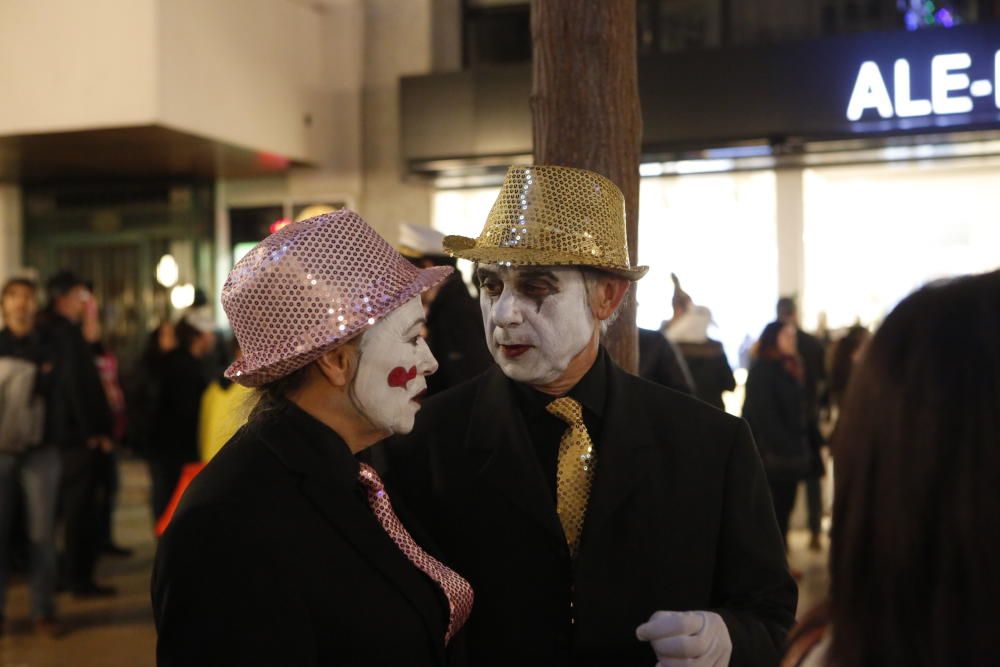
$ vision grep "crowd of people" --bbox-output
[2,165,997,666]
[0,272,128,638]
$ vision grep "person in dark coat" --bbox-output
[147,315,214,523]
[741,320,811,548]
[385,166,796,667]
[399,223,493,395]
[0,278,63,636]
[38,271,115,598]
[776,297,827,550]
[152,210,473,667]
[637,327,694,394]
[666,305,737,410]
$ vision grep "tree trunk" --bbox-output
[530,0,642,374]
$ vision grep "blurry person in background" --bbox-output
[781,270,1000,667]
[147,314,214,524]
[827,324,870,416]
[38,271,114,598]
[127,320,178,459]
[197,338,253,463]
[81,291,132,558]
[776,297,828,551]
[666,304,737,410]
[186,288,227,382]
[637,327,694,394]
[0,278,62,636]
[742,320,810,549]
[659,272,693,333]
[398,223,492,395]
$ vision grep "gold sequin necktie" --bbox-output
[546,397,597,557]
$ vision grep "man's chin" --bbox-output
[496,357,559,386]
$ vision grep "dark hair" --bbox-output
[45,270,87,299]
[776,296,797,320]
[248,338,362,422]
[1,277,37,300]
[828,325,870,407]
[174,319,202,352]
[829,269,1000,667]
[756,320,789,358]
[249,363,313,421]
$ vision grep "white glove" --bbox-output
[636,610,733,667]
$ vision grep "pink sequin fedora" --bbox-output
[222,209,452,387]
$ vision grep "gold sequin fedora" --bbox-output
[443,165,648,281]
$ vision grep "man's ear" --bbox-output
[590,275,631,322]
[314,344,358,387]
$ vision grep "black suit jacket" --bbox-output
[152,400,459,667]
[384,353,797,667]
[37,313,111,447]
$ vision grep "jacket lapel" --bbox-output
[582,362,658,547]
[258,413,447,664]
[465,366,567,549]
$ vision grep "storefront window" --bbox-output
[636,172,778,368]
[803,156,1000,331]
[432,173,779,369]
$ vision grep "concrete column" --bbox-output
[775,168,805,305]
[0,185,23,285]
[360,0,436,242]
[213,180,231,328]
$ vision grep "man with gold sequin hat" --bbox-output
[385,165,795,667]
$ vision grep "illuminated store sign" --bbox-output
[847,51,1000,121]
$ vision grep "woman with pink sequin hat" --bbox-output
[152,209,473,666]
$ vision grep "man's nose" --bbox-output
[492,289,522,327]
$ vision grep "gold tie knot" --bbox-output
[546,397,584,427]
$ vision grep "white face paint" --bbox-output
[352,297,438,435]
[478,265,595,386]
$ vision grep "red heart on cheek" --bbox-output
[387,365,417,389]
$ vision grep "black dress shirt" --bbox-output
[512,348,607,500]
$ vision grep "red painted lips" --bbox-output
[387,365,417,389]
[500,344,532,358]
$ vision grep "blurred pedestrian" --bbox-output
[637,327,694,394]
[828,324,870,414]
[0,278,62,636]
[777,297,828,551]
[147,313,214,523]
[398,223,492,394]
[781,270,1000,667]
[38,271,114,598]
[742,320,810,548]
[82,292,132,558]
[666,305,736,410]
[126,320,177,458]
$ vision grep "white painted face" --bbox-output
[352,296,438,435]
[478,265,595,386]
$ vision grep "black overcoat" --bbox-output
[152,400,459,667]
[384,356,797,667]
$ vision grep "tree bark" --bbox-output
[530,0,642,374]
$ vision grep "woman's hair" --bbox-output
[248,338,362,422]
[755,320,788,359]
[249,363,314,421]
[829,269,1000,667]
[828,325,869,407]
